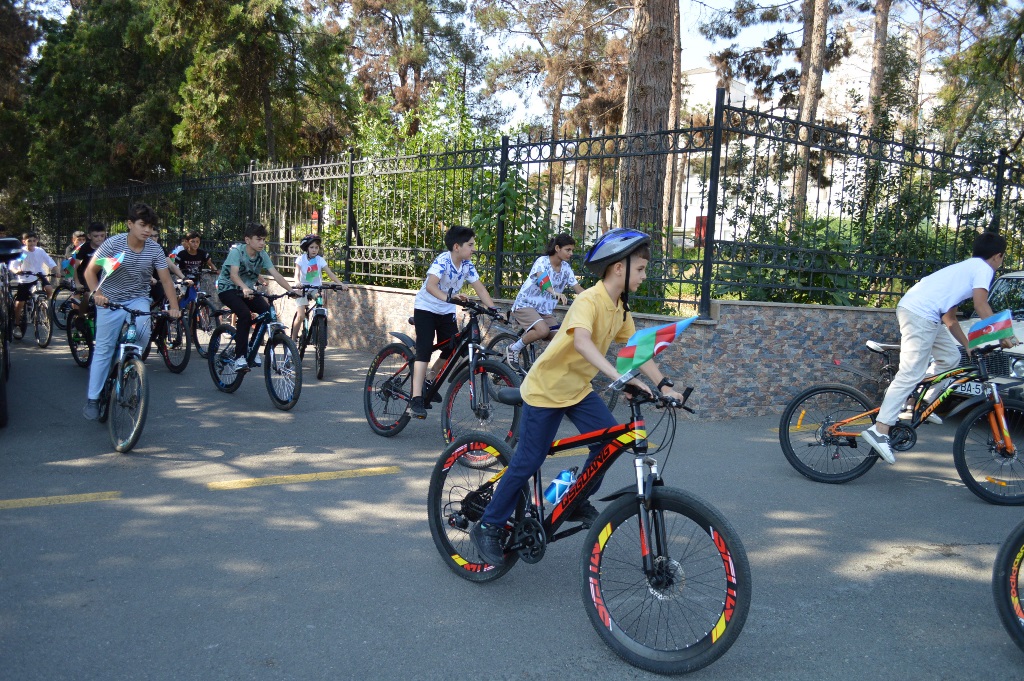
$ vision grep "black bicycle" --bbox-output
[49,277,76,331]
[140,280,191,373]
[427,376,751,674]
[363,299,521,454]
[293,283,346,380]
[207,290,303,410]
[94,303,169,452]
[184,274,224,359]
[65,296,96,367]
[15,272,52,348]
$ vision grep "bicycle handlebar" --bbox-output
[102,302,171,320]
[298,283,347,292]
[452,298,507,321]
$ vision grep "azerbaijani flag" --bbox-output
[305,263,320,282]
[167,251,177,261]
[94,252,125,285]
[616,317,698,373]
[968,310,1014,349]
[536,273,552,292]
[61,258,73,276]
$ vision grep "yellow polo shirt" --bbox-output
[520,282,636,408]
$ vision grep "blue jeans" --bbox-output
[480,391,618,526]
[87,297,152,400]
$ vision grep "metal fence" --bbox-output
[31,88,1024,316]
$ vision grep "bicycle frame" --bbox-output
[240,295,290,363]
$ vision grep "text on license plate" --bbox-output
[952,381,984,396]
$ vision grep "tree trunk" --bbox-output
[792,0,828,223]
[661,0,682,257]
[619,0,674,252]
[262,84,276,162]
[865,0,893,133]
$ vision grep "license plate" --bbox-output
[952,381,984,396]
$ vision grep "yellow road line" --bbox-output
[0,491,122,510]
[206,466,401,491]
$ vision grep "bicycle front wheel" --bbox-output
[66,310,93,368]
[363,342,413,436]
[34,297,52,348]
[109,356,148,453]
[50,285,73,330]
[581,487,752,675]
[427,433,523,582]
[264,333,302,410]
[441,358,521,449]
[994,518,1024,652]
[313,317,327,380]
[190,300,216,359]
[953,399,1024,505]
[779,383,879,483]
[208,324,244,393]
[158,316,191,373]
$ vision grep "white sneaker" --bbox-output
[252,354,262,367]
[861,425,896,464]
[898,408,942,425]
[232,356,250,372]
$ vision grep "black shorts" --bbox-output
[413,308,459,362]
[14,283,34,302]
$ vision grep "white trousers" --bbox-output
[877,307,962,426]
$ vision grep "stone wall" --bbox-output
[272,283,901,419]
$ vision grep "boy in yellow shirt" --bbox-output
[471,228,684,566]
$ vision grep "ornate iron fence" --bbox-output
[31,89,1024,316]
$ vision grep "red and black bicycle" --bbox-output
[427,373,751,674]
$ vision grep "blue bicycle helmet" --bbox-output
[583,229,651,318]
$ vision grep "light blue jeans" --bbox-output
[87,297,152,400]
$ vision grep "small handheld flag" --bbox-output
[616,317,698,373]
[536,273,552,292]
[968,310,1014,349]
[94,252,125,286]
[61,258,73,276]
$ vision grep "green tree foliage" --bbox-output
[0,0,38,228]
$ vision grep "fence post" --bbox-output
[698,88,726,320]
[179,174,187,235]
[493,135,510,295]
[344,147,356,283]
[247,160,256,224]
[991,149,1007,233]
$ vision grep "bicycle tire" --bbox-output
[581,487,752,674]
[50,285,73,330]
[994,518,1024,652]
[190,300,216,359]
[427,433,525,582]
[294,310,308,360]
[109,356,148,453]
[264,332,302,410]
[953,399,1024,505]
[363,342,414,437]
[485,331,532,373]
[66,310,93,368]
[779,383,879,483]
[441,358,522,451]
[313,317,327,380]
[34,297,52,348]
[0,361,7,428]
[208,324,245,393]
[158,315,191,373]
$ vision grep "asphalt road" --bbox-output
[1,337,1023,680]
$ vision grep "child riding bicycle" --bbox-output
[504,232,585,372]
[470,228,683,566]
[215,222,299,373]
[409,225,498,420]
[290,233,347,341]
[861,231,1018,464]
[10,231,58,339]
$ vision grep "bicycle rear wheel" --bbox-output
[953,399,1024,505]
[363,342,413,436]
[427,433,523,582]
[50,285,73,330]
[779,383,879,483]
[581,487,751,674]
[190,300,216,359]
[485,331,531,375]
[264,332,302,410]
[158,315,191,373]
[994,518,1024,652]
[109,356,148,453]
[34,297,52,348]
[441,358,521,451]
[313,317,327,380]
[66,310,93,368]
[207,324,245,393]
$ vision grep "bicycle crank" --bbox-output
[513,517,547,563]
[888,424,916,452]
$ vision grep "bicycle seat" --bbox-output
[495,387,523,406]
[866,340,900,353]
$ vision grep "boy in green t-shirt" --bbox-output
[471,228,684,567]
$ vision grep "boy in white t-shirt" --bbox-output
[10,231,57,339]
[506,232,585,371]
[862,231,1017,464]
[290,233,347,341]
[408,225,497,419]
